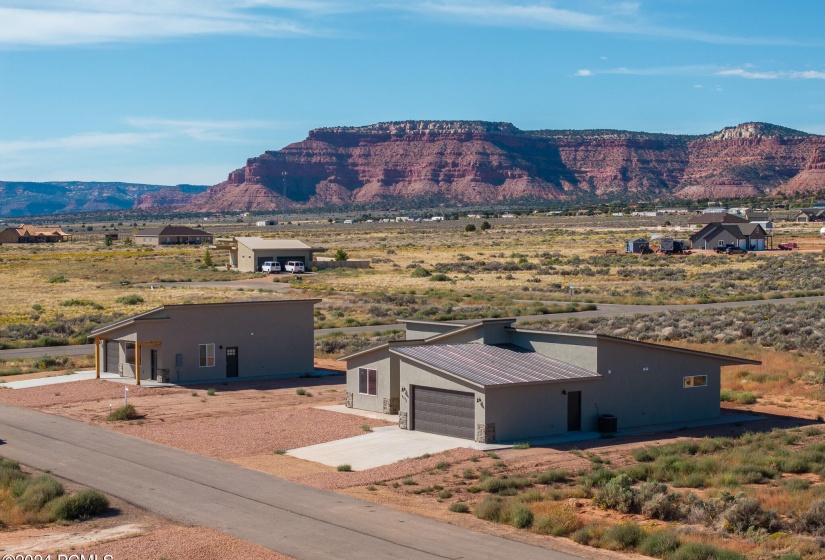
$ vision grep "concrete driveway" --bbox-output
[289,425,508,470]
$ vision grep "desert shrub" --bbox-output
[571,523,601,546]
[800,499,825,535]
[532,502,582,536]
[579,467,614,490]
[448,502,469,513]
[669,542,746,560]
[720,495,780,534]
[429,273,450,282]
[15,476,65,512]
[536,469,568,484]
[115,295,144,305]
[0,459,25,488]
[509,503,533,529]
[632,448,656,462]
[464,224,476,232]
[601,522,645,550]
[48,275,68,283]
[337,464,352,472]
[411,266,431,278]
[49,489,109,521]
[106,404,138,421]
[594,473,636,513]
[474,496,504,522]
[639,530,681,557]
[480,476,532,493]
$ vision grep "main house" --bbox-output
[214,237,325,272]
[90,300,319,385]
[689,223,768,251]
[134,226,213,246]
[0,224,70,244]
[342,319,756,443]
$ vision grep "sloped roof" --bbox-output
[236,237,312,250]
[391,343,600,387]
[136,226,212,237]
[687,213,748,225]
[690,222,766,242]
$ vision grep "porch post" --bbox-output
[95,337,100,379]
[135,342,141,386]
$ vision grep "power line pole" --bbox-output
[281,171,287,225]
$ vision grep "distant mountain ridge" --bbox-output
[0,182,208,217]
[6,121,824,217]
[163,120,824,212]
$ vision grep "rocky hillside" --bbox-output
[160,121,823,212]
[0,182,208,217]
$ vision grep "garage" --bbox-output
[412,386,475,440]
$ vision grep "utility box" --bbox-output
[598,414,618,433]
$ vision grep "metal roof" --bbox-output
[135,226,212,237]
[391,343,600,387]
[235,237,313,250]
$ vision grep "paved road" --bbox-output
[4,294,825,361]
[0,405,582,560]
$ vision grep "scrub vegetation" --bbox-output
[0,456,109,525]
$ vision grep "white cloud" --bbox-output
[574,69,593,77]
[579,64,825,81]
[125,117,284,142]
[0,1,337,46]
[0,131,166,156]
[693,84,704,88]
[396,1,800,45]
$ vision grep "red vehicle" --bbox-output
[778,243,797,251]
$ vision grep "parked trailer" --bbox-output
[778,243,797,251]
[658,238,687,254]
[625,238,651,254]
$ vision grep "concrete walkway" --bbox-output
[0,370,121,389]
[0,404,583,560]
[289,425,508,470]
[315,404,398,422]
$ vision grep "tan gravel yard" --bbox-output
[0,376,391,459]
[77,525,294,560]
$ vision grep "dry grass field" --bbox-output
[3,214,825,559]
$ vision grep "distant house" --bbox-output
[794,209,825,222]
[90,300,318,385]
[214,237,325,272]
[690,223,768,251]
[0,224,70,244]
[255,220,277,227]
[341,318,756,443]
[687,212,748,229]
[134,226,213,246]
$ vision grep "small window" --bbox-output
[199,343,215,367]
[124,342,136,365]
[718,240,725,247]
[683,375,707,388]
[175,353,183,367]
[359,368,377,395]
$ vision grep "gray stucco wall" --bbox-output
[102,301,315,383]
[589,339,721,429]
[346,349,398,413]
[508,330,599,371]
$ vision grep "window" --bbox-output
[124,342,136,365]
[199,343,215,367]
[683,375,707,388]
[359,368,377,395]
[718,240,725,247]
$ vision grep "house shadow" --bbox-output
[531,410,823,452]
[176,370,346,394]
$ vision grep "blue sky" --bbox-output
[1,1,824,185]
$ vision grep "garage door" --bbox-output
[413,386,475,440]
[105,341,119,374]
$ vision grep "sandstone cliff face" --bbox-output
[145,121,824,212]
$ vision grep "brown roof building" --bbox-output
[0,224,70,244]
